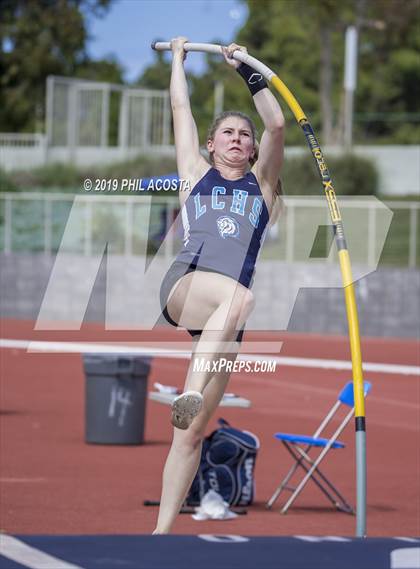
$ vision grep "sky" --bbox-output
[86,0,248,82]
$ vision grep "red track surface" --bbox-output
[1,319,419,536]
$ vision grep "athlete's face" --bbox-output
[207,117,255,166]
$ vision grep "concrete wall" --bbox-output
[46,146,175,167]
[1,253,418,338]
[286,145,420,196]
[325,145,420,197]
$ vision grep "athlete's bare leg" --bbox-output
[152,345,238,534]
[166,270,254,395]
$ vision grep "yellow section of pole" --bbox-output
[271,73,366,419]
[339,253,366,417]
[270,76,307,123]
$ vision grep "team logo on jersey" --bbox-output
[217,215,239,239]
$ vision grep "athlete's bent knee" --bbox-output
[242,289,255,316]
[173,424,204,452]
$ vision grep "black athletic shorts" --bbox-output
[160,261,245,342]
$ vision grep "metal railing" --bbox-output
[0,192,418,268]
[0,77,172,171]
[0,133,47,148]
[46,76,171,149]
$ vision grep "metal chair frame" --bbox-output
[267,381,371,514]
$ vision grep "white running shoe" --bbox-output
[171,391,203,430]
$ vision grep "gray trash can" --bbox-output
[83,354,151,445]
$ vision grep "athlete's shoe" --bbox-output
[171,391,203,430]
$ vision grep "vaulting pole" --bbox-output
[152,41,367,537]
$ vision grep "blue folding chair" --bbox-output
[266,381,372,514]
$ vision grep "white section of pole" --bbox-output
[152,41,275,82]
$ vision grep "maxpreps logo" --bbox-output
[217,216,239,239]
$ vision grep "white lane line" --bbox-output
[243,353,420,376]
[0,338,419,376]
[0,478,46,483]
[0,535,84,569]
[295,535,351,542]
[390,547,420,569]
[0,339,283,355]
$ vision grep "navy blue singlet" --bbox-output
[176,167,269,288]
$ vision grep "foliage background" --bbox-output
[1,0,419,145]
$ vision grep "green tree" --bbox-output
[136,0,419,146]
[235,0,353,145]
[354,0,420,143]
[235,0,420,145]
[135,52,171,90]
[76,56,124,84]
[0,0,113,132]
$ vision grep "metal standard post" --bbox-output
[162,92,170,146]
[44,198,52,255]
[409,206,418,268]
[118,89,129,157]
[4,196,12,254]
[343,26,358,149]
[45,76,54,162]
[101,85,110,148]
[214,81,224,119]
[68,82,78,163]
[143,95,151,148]
[356,428,367,535]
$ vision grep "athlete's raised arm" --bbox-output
[222,43,285,194]
[170,37,208,203]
